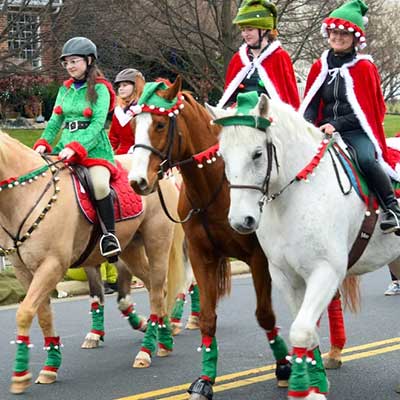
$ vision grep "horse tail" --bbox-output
[217,257,232,300]
[166,224,186,314]
[340,275,361,313]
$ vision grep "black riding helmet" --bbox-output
[60,37,97,60]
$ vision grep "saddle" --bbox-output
[69,162,143,267]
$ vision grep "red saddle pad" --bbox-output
[71,163,143,224]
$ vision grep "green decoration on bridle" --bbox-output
[213,91,272,132]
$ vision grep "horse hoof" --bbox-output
[185,315,200,330]
[10,373,32,394]
[277,380,289,388]
[35,371,57,385]
[323,357,342,369]
[81,332,101,349]
[157,347,172,357]
[133,351,151,368]
[81,338,100,349]
[171,322,182,336]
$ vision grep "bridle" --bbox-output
[228,135,280,212]
[131,108,223,224]
[214,113,335,213]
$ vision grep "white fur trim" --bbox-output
[114,105,133,127]
[217,41,282,108]
[300,51,399,181]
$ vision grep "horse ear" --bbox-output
[205,103,232,119]
[164,75,182,101]
[134,74,146,99]
[258,94,269,118]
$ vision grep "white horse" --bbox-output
[207,94,400,400]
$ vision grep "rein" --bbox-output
[229,134,334,212]
[0,156,65,257]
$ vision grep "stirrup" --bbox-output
[99,233,121,257]
[380,209,400,234]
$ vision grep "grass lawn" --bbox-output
[2,114,400,147]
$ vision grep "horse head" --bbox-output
[208,93,311,234]
[129,76,184,194]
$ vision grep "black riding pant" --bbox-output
[341,130,397,210]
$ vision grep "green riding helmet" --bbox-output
[233,0,277,30]
[60,36,97,60]
[114,68,145,85]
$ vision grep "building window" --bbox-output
[7,13,41,67]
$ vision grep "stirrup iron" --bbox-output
[99,233,121,257]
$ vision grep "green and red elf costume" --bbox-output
[33,77,116,171]
[218,41,300,110]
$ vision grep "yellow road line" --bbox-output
[115,337,400,400]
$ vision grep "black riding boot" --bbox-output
[367,164,400,234]
[96,194,121,260]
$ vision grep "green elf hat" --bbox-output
[233,0,277,31]
[321,0,369,49]
[132,81,185,117]
[212,91,272,131]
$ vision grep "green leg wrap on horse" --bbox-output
[309,347,329,394]
[288,348,310,398]
[268,333,289,361]
[90,301,105,339]
[200,336,218,383]
[141,314,158,355]
[170,294,185,322]
[44,337,62,369]
[189,284,200,314]
[13,338,31,374]
[158,316,173,351]
[127,311,143,330]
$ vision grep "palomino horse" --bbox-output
[128,77,291,399]
[212,94,400,399]
[0,134,184,394]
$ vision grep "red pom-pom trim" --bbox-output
[83,107,93,118]
[53,105,63,115]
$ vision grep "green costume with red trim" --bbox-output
[34,79,116,169]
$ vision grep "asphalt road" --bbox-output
[1,270,400,400]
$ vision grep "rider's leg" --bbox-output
[343,131,400,233]
[89,165,121,259]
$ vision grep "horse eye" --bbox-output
[155,122,166,130]
[252,150,263,160]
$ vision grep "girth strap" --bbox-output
[347,197,378,269]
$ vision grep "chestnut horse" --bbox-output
[128,77,290,400]
[0,133,184,394]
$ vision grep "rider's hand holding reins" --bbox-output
[58,147,76,160]
[35,145,47,154]
[320,123,335,136]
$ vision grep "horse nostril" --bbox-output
[137,178,148,192]
[244,216,256,229]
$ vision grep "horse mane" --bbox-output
[181,91,221,137]
[268,100,323,144]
